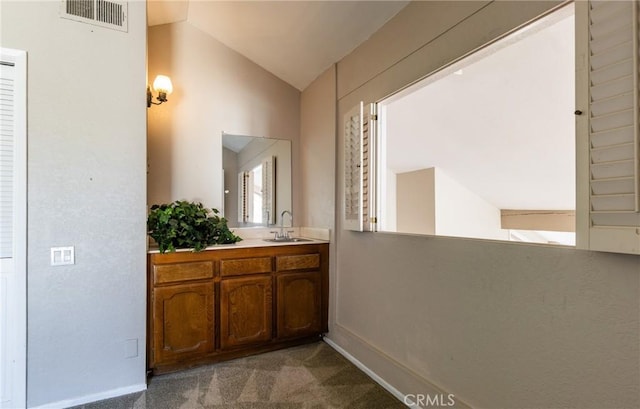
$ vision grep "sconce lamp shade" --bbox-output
[147,75,173,108]
[153,75,173,95]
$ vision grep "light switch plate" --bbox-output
[51,246,74,266]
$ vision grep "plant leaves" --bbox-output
[147,200,242,253]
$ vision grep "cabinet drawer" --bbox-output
[276,254,320,271]
[153,261,214,285]
[220,257,272,277]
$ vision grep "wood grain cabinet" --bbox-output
[147,243,328,375]
[277,272,321,338]
[152,282,214,365]
[276,253,322,339]
[220,275,272,349]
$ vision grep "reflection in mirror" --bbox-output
[222,133,292,228]
[239,157,274,225]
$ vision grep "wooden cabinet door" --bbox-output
[277,272,321,339]
[152,282,214,365]
[220,276,272,349]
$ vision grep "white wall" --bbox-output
[434,168,508,241]
[305,1,640,408]
[147,22,301,219]
[0,2,147,407]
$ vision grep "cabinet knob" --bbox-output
[574,110,583,115]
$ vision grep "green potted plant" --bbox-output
[147,200,242,253]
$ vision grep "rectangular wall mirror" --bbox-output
[222,133,292,228]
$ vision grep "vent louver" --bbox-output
[60,0,128,32]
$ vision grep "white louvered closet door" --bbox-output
[585,0,640,254]
[0,48,26,409]
[343,102,377,232]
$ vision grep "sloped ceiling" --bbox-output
[147,1,576,212]
[147,0,409,90]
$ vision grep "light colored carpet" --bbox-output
[68,341,406,409]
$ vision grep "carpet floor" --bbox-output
[68,341,406,409]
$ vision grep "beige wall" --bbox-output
[396,168,435,235]
[1,1,148,406]
[300,66,337,229]
[301,1,640,408]
[147,22,301,219]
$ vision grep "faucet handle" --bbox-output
[270,231,280,239]
[285,230,295,239]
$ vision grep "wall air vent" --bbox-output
[60,0,128,32]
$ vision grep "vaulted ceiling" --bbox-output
[147,1,576,212]
[147,0,409,90]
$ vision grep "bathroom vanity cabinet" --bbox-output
[147,242,328,375]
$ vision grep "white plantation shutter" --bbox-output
[582,0,640,254]
[343,102,377,232]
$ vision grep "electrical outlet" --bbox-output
[51,246,74,266]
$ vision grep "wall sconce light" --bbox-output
[147,75,173,108]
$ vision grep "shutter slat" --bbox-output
[590,59,633,85]
[591,159,635,179]
[591,142,636,162]
[591,212,640,226]
[591,125,634,147]
[591,177,635,195]
[590,41,633,70]
[590,75,634,100]
[589,107,633,131]
[590,24,633,55]
[590,92,633,117]
[591,194,636,211]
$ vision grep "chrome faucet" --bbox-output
[271,210,293,240]
[280,210,293,239]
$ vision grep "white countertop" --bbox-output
[148,227,330,254]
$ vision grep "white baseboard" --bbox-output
[323,326,471,409]
[323,337,415,408]
[29,383,147,409]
